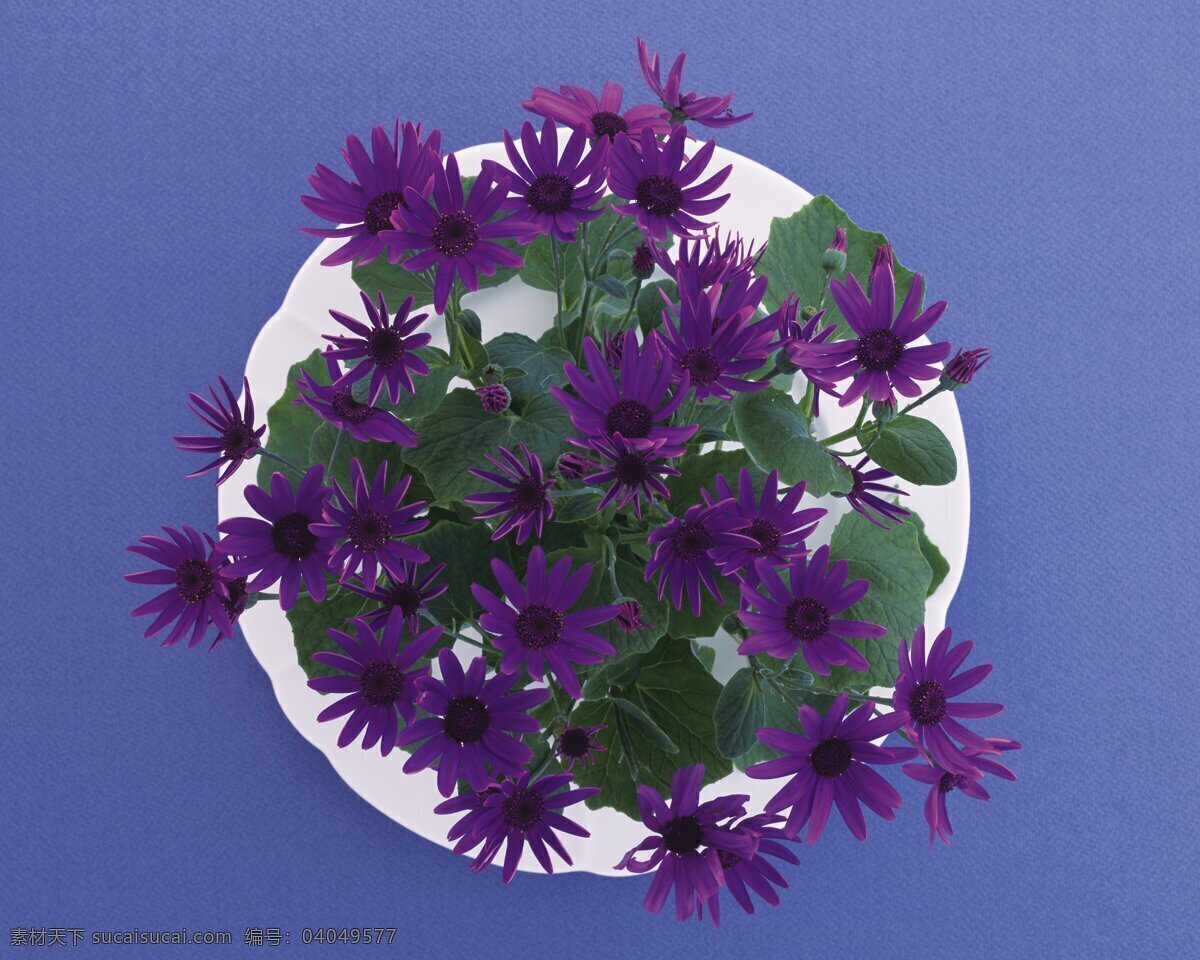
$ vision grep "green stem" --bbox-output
[621,277,642,327]
[257,448,305,474]
[551,238,566,350]
[327,428,344,473]
[819,398,871,447]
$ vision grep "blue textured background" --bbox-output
[3,1,1196,955]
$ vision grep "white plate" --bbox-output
[217,140,969,877]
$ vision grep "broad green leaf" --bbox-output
[482,332,572,410]
[692,398,734,443]
[350,260,434,312]
[286,588,373,679]
[731,388,853,496]
[713,667,765,759]
[408,520,508,626]
[734,683,838,770]
[610,698,679,753]
[385,351,461,421]
[865,415,957,486]
[637,279,676,334]
[667,587,738,641]
[664,448,759,514]
[908,509,950,597]
[256,350,327,487]
[592,275,629,301]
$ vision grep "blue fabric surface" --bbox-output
[3,1,1196,955]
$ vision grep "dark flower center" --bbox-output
[661,815,704,854]
[671,521,713,561]
[221,576,248,620]
[909,680,948,726]
[614,452,651,486]
[635,175,683,217]
[591,111,628,139]
[605,399,652,439]
[221,421,259,460]
[717,850,742,869]
[680,347,722,386]
[810,737,853,777]
[385,581,423,618]
[784,598,830,640]
[559,727,594,759]
[366,327,406,367]
[856,329,905,371]
[526,173,574,214]
[431,210,479,257]
[443,696,490,743]
[360,661,407,706]
[512,476,549,513]
[938,772,966,794]
[271,513,318,559]
[175,558,213,603]
[348,511,391,551]
[501,787,546,831]
[330,389,376,424]
[363,191,407,234]
[514,603,564,650]
[745,517,781,555]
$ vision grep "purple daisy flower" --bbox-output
[397,650,548,796]
[651,229,764,289]
[773,295,840,417]
[345,560,448,634]
[384,153,533,314]
[126,525,234,650]
[941,346,991,389]
[296,353,419,447]
[615,764,759,923]
[217,466,335,611]
[636,38,753,129]
[748,694,916,843]
[549,332,697,452]
[799,258,952,406]
[705,814,801,923]
[895,626,1005,778]
[471,546,618,698]
[904,737,1021,846]
[497,118,608,243]
[703,469,825,577]
[523,81,671,141]
[322,291,431,406]
[173,376,264,486]
[607,126,732,242]
[464,443,554,545]
[736,545,886,672]
[657,277,775,401]
[310,459,429,590]
[308,617,442,757]
[437,772,598,882]
[837,455,910,528]
[646,501,759,616]
[579,432,680,518]
[301,121,442,267]
[554,725,607,771]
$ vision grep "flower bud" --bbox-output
[617,600,648,633]
[631,242,656,280]
[820,226,848,273]
[872,398,898,423]
[554,452,595,480]
[476,383,511,414]
[480,363,504,385]
[940,347,990,390]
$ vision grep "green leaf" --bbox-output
[570,636,732,818]
[713,668,766,759]
[458,308,482,341]
[664,448,759,514]
[734,683,837,770]
[580,652,646,700]
[731,388,853,496]
[285,588,373,679]
[256,350,326,487]
[610,698,679,753]
[408,520,508,626]
[908,510,950,597]
[755,194,921,341]
[865,415,957,486]
[821,508,933,689]
[385,350,461,421]
[692,398,734,443]
[482,332,571,410]
[520,234,586,308]
[351,260,434,312]
[667,587,737,642]
[637,279,676,334]
[592,275,629,301]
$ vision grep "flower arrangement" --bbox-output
[127,38,1018,924]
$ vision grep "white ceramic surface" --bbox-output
[217,141,970,877]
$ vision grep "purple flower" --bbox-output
[773,295,840,417]
[736,545,886,673]
[550,332,697,452]
[607,126,731,242]
[615,764,758,923]
[636,38,753,129]
[705,814,801,923]
[322,291,431,405]
[384,153,533,314]
[903,738,1021,846]
[301,121,442,267]
[838,455,910,528]
[471,546,618,698]
[437,772,598,882]
[173,376,264,486]
[941,346,991,389]
[476,383,511,413]
[895,626,1005,778]
[554,451,597,480]
[703,469,825,577]
[554,725,607,771]
[497,118,608,242]
[345,560,448,635]
[651,229,764,289]
[579,432,679,518]
[523,81,670,141]
[397,650,548,796]
[310,459,429,591]
[307,617,442,756]
[799,258,951,406]
[646,501,759,616]
[296,353,420,447]
[217,466,335,610]
[748,694,916,843]
[126,525,234,650]
[465,443,554,545]
[617,600,649,633]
